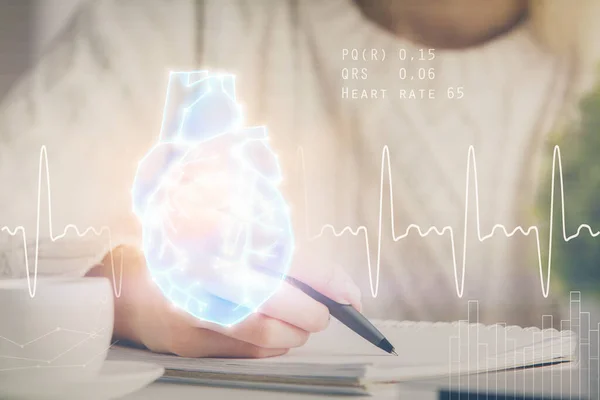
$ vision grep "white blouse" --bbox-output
[0,0,574,327]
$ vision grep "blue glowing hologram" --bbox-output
[131,71,294,327]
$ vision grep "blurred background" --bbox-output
[0,0,86,101]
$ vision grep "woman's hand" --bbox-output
[87,246,361,358]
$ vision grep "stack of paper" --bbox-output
[108,319,576,395]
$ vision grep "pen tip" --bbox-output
[391,350,398,356]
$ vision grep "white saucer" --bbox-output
[0,361,164,400]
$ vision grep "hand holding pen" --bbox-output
[256,266,397,355]
[87,245,363,358]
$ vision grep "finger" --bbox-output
[155,300,309,352]
[143,303,289,358]
[215,312,310,349]
[257,282,330,333]
[288,257,362,311]
[179,275,331,334]
[157,324,289,358]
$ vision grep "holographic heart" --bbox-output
[132,71,294,326]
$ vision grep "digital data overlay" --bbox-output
[131,71,295,326]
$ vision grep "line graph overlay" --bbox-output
[1,145,123,298]
[298,144,600,298]
[0,294,113,373]
[7,142,600,300]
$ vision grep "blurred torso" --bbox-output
[200,0,572,326]
[0,0,572,327]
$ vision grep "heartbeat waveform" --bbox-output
[298,144,600,299]
[8,143,600,300]
[2,145,123,298]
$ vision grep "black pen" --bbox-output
[255,267,397,356]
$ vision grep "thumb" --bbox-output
[287,258,362,312]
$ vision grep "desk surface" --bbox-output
[124,381,401,400]
[123,364,595,400]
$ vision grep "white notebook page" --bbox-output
[108,319,576,383]
[249,320,575,378]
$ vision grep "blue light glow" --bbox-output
[131,71,294,326]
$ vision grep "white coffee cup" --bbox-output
[0,277,114,383]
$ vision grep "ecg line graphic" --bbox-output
[299,144,600,299]
[1,145,122,298]
[5,141,600,300]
